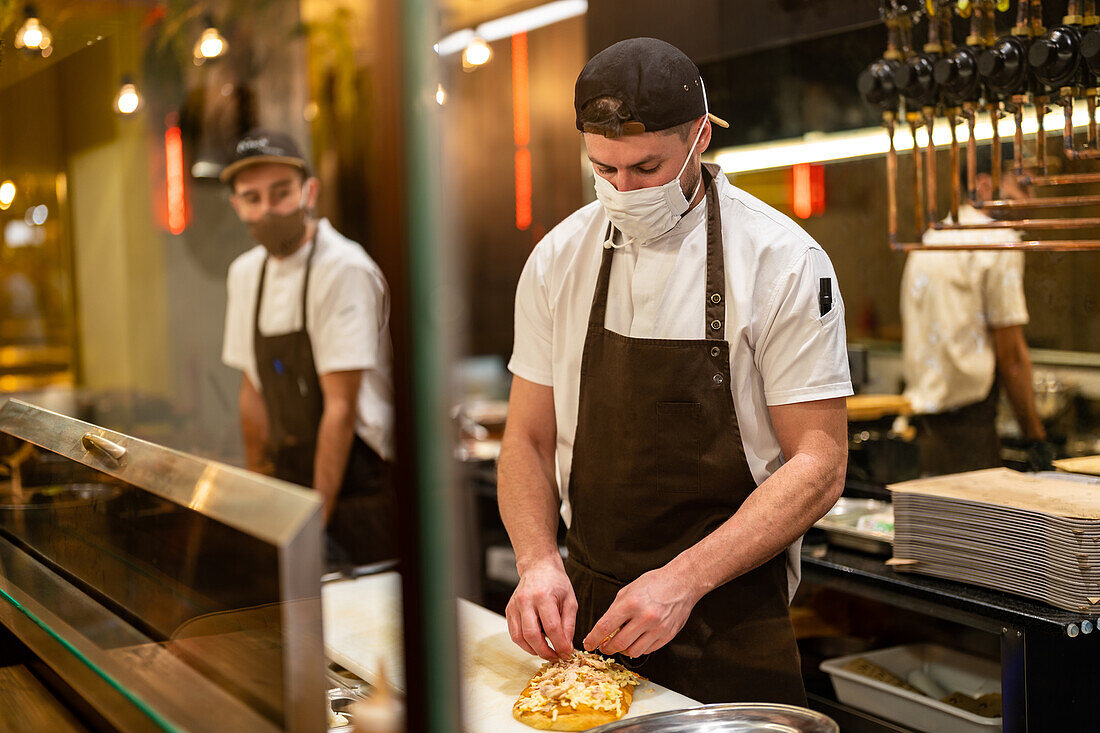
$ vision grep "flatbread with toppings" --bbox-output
[512,651,643,731]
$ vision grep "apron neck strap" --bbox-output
[701,163,726,341]
[588,164,726,340]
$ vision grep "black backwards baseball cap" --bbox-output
[220,129,310,184]
[574,37,729,137]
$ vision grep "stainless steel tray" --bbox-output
[814,498,894,555]
[591,703,838,732]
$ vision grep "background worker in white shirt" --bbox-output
[498,38,852,704]
[902,144,1051,476]
[220,130,396,566]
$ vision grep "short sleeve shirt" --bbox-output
[508,168,853,595]
[902,205,1029,414]
[222,218,395,460]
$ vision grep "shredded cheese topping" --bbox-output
[514,652,641,717]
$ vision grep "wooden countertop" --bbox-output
[0,665,89,732]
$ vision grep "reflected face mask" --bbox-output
[247,189,309,257]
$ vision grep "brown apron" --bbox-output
[564,163,805,705]
[253,239,396,567]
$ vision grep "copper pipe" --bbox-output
[887,114,899,242]
[893,239,1100,251]
[948,109,961,221]
[967,1,983,45]
[1021,171,1100,185]
[1064,147,1100,159]
[932,217,1100,229]
[964,105,979,202]
[982,0,998,46]
[1012,101,1025,175]
[1089,93,1098,147]
[910,116,926,233]
[1031,0,1045,36]
[1035,97,1048,174]
[1015,0,1031,34]
[1062,96,1078,156]
[924,109,938,227]
[991,104,1003,198]
[976,194,1100,208]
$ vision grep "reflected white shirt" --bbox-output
[222,218,395,461]
[902,205,1029,415]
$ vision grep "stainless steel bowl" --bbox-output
[592,703,839,732]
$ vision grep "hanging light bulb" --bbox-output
[14,4,53,57]
[114,76,143,115]
[193,17,229,63]
[435,84,447,105]
[0,181,16,210]
[462,37,492,70]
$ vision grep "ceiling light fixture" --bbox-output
[193,16,229,63]
[14,4,52,57]
[0,181,16,210]
[462,37,492,69]
[436,0,587,56]
[115,76,143,115]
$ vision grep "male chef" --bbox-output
[902,147,1051,475]
[498,38,852,704]
[220,129,396,565]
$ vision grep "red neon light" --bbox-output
[791,162,825,219]
[515,148,532,231]
[165,126,186,234]
[512,32,530,147]
[512,31,532,230]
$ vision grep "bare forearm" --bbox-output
[998,351,1045,441]
[669,451,845,597]
[498,436,562,573]
[240,383,271,474]
[313,404,356,519]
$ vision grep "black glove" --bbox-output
[1024,440,1056,472]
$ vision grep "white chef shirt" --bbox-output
[222,218,395,461]
[902,205,1029,415]
[508,167,853,595]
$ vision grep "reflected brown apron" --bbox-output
[253,239,396,566]
[565,164,805,705]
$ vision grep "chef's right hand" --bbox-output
[506,558,577,661]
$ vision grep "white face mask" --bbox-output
[592,85,710,248]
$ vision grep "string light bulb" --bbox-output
[436,84,447,105]
[0,181,16,210]
[193,17,229,63]
[114,76,143,115]
[462,37,492,70]
[14,4,52,57]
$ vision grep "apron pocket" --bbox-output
[656,402,702,494]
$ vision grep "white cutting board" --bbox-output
[322,574,702,732]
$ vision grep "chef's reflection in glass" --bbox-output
[219,130,397,567]
[498,38,852,704]
[901,144,1053,477]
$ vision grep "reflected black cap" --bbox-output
[220,129,310,184]
[574,37,728,136]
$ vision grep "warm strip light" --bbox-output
[513,32,532,231]
[165,126,187,235]
[515,148,533,231]
[435,0,586,55]
[712,99,1096,174]
[512,32,530,147]
[792,163,812,219]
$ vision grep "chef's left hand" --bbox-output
[582,565,702,658]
